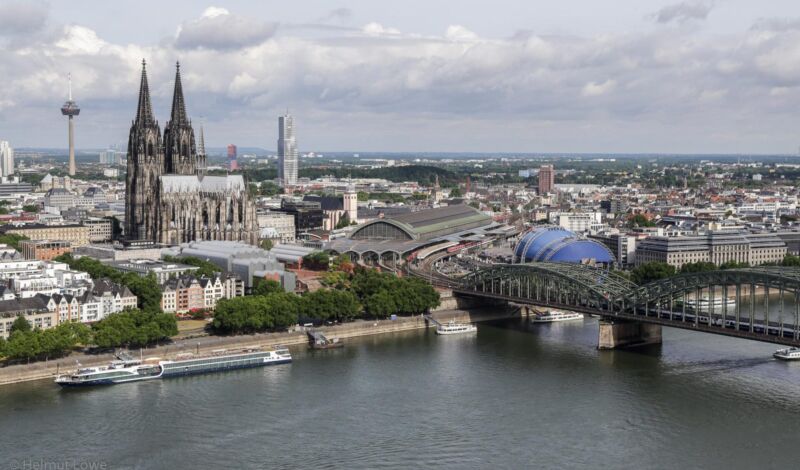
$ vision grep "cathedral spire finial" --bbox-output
[198,122,206,156]
[170,60,188,125]
[135,59,154,125]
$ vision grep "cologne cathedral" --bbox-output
[125,61,258,245]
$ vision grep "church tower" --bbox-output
[125,60,164,240]
[163,62,197,175]
[344,181,358,224]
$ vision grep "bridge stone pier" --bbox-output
[598,320,662,349]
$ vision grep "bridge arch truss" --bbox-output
[454,263,800,346]
[458,263,635,312]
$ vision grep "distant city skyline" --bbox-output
[5,1,800,153]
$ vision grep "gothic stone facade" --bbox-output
[125,61,257,245]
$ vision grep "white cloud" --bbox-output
[362,22,401,36]
[5,5,800,153]
[651,1,714,25]
[445,25,479,41]
[175,8,276,50]
[202,6,230,19]
[582,79,617,97]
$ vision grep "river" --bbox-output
[1,316,799,470]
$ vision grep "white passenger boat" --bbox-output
[531,310,584,323]
[55,358,163,386]
[773,347,800,361]
[436,320,477,335]
[685,297,736,312]
[55,347,292,387]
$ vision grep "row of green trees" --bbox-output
[91,310,178,349]
[0,310,179,361]
[0,317,90,362]
[629,256,800,285]
[55,254,162,312]
[162,255,221,277]
[213,268,440,334]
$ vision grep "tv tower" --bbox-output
[60,73,80,176]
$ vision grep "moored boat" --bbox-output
[56,346,292,387]
[436,320,477,335]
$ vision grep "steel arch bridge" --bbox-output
[454,263,800,346]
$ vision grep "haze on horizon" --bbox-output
[3,0,800,155]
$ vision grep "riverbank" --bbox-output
[0,307,516,386]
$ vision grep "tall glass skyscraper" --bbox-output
[277,112,298,187]
[0,141,14,178]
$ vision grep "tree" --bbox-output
[122,273,163,312]
[303,252,330,270]
[0,234,29,250]
[321,270,350,289]
[363,290,398,318]
[91,310,177,348]
[330,253,354,273]
[298,289,361,322]
[212,294,299,333]
[782,254,800,267]
[260,239,274,251]
[335,212,350,229]
[631,262,676,285]
[162,255,220,277]
[10,316,31,334]
[449,187,463,198]
[679,261,717,274]
[253,278,283,296]
[627,214,655,228]
[720,260,749,270]
[22,204,39,213]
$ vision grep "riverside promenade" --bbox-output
[0,308,516,386]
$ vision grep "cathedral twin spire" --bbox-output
[134,59,198,175]
[135,59,155,126]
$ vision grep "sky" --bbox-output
[4,0,800,154]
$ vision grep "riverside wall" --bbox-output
[0,307,516,387]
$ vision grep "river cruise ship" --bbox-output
[773,347,800,361]
[685,297,736,312]
[55,347,292,387]
[436,320,478,335]
[532,310,584,323]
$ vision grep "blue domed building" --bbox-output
[514,226,615,265]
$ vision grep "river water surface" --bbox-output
[1,316,799,469]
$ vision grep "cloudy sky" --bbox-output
[4,0,800,154]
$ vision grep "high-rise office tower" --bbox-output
[227,144,238,171]
[277,112,298,187]
[60,73,80,176]
[0,141,13,178]
[538,164,555,195]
